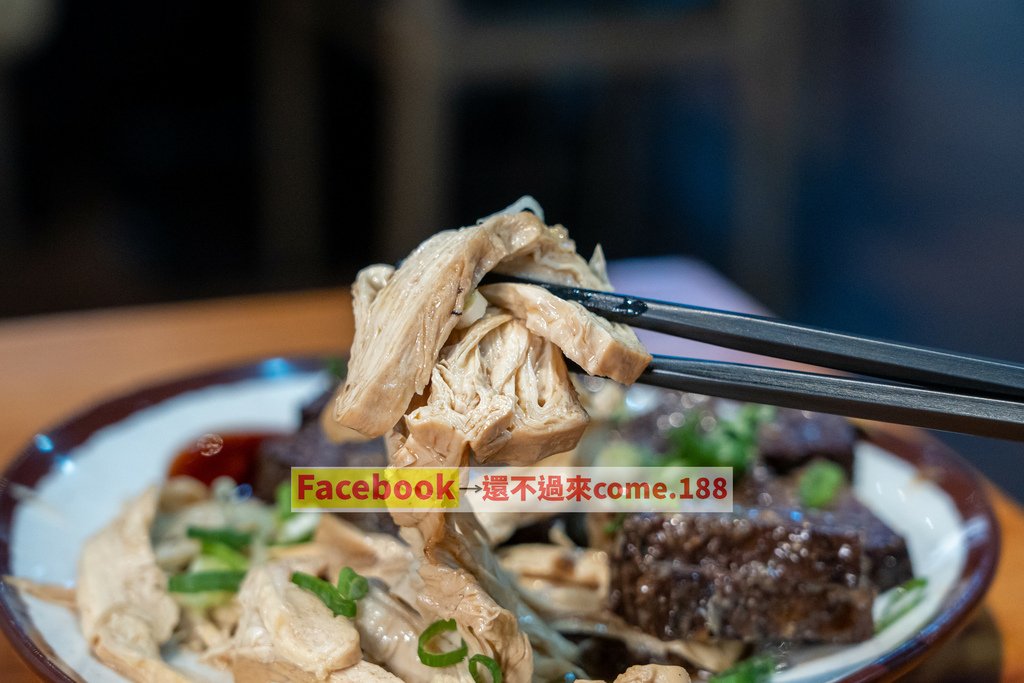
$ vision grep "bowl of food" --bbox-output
[0,203,999,683]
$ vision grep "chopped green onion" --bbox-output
[269,530,315,546]
[709,654,775,683]
[186,526,252,551]
[797,460,847,508]
[168,570,247,593]
[735,404,776,437]
[275,481,295,521]
[271,511,319,546]
[337,566,369,601]
[199,540,249,570]
[326,356,347,379]
[665,404,774,478]
[290,571,356,618]
[469,653,503,683]
[417,618,468,668]
[172,589,235,610]
[603,513,626,536]
[875,577,928,633]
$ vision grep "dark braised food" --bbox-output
[609,509,875,644]
[756,408,856,478]
[600,394,914,647]
[737,463,913,592]
[252,387,396,535]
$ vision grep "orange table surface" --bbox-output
[0,288,1020,682]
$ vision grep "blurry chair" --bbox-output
[372,0,803,307]
[257,0,803,306]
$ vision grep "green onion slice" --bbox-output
[469,653,503,683]
[875,577,927,633]
[417,618,468,668]
[337,566,369,601]
[290,571,356,618]
[797,460,847,508]
[326,356,347,379]
[186,526,253,550]
[709,654,775,683]
[199,540,249,570]
[603,513,626,536]
[665,404,774,478]
[168,570,247,593]
[268,529,315,547]
[275,481,295,521]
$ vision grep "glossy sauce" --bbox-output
[168,432,278,486]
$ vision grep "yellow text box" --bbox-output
[291,467,461,510]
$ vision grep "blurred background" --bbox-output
[0,1,1022,494]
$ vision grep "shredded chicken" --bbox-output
[158,476,209,511]
[549,613,744,674]
[434,515,581,675]
[498,543,610,619]
[3,576,77,609]
[76,487,187,682]
[355,584,474,682]
[326,660,404,682]
[492,232,613,290]
[230,656,403,683]
[326,210,648,445]
[417,561,533,683]
[405,310,590,465]
[579,664,691,683]
[178,606,233,652]
[383,428,584,681]
[270,514,415,589]
[324,206,652,683]
[478,283,650,384]
[230,559,361,679]
[90,610,191,683]
[472,449,577,546]
[327,211,554,438]
[321,264,398,442]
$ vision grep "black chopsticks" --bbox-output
[642,355,1024,441]
[484,274,1024,441]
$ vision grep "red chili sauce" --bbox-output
[167,432,278,486]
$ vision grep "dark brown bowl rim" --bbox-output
[0,358,1001,683]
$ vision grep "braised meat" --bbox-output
[609,510,876,644]
[827,492,914,590]
[252,388,396,535]
[738,463,913,591]
[757,408,856,477]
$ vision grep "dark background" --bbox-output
[1,1,1022,496]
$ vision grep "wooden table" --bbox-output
[0,288,1021,681]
